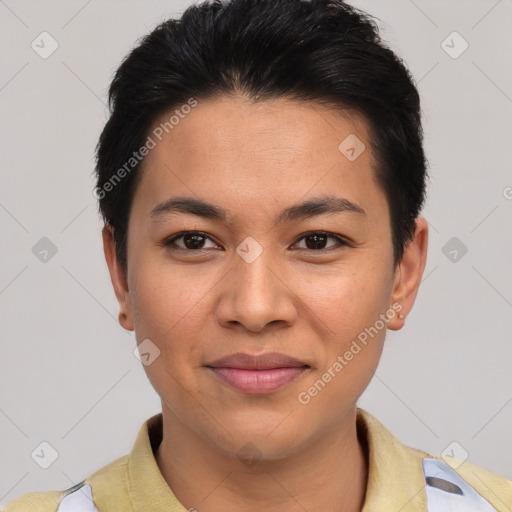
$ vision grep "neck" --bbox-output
[155,406,369,512]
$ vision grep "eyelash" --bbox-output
[162,230,351,253]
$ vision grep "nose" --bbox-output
[215,245,298,333]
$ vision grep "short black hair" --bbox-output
[94,0,428,275]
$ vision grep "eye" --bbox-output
[293,231,349,251]
[162,230,350,253]
[162,231,221,251]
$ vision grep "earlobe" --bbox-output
[387,217,429,331]
[102,225,135,331]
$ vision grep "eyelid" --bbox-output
[163,230,222,250]
[162,230,351,252]
[292,230,351,251]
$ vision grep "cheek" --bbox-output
[128,260,213,384]
[130,260,210,341]
[295,261,392,340]
[129,276,199,418]
[293,263,391,402]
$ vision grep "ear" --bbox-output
[387,216,428,331]
[102,224,134,331]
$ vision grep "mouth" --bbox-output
[205,352,311,395]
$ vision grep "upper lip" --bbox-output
[206,352,310,370]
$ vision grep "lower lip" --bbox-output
[207,366,309,394]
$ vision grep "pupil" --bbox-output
[185,233,204,249]
[306,234,326,250]
[181,233,329,250]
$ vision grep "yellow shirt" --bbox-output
[4,408,512,511]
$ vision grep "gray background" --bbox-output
[1,0,511,506]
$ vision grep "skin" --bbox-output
[103,95,428,512]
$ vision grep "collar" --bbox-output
[357,409,429,512]
[127,413,185,511]
[126,408,429,511]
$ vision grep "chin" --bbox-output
[206,418,308,462]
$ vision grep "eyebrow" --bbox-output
[149,195,366,224]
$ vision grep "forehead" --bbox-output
[148,95,372,161]
[131,95,386,225]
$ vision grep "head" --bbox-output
[97,0,428,461]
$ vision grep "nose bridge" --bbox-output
[234,237,280,305]
[216,236,297,331]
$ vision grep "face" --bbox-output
[103,95,427,460]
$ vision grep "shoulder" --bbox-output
[406,444,512,512]
[3,490,63,512]
[3,454,130,512]
[437,453,512,507]
[357,408,512,512]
